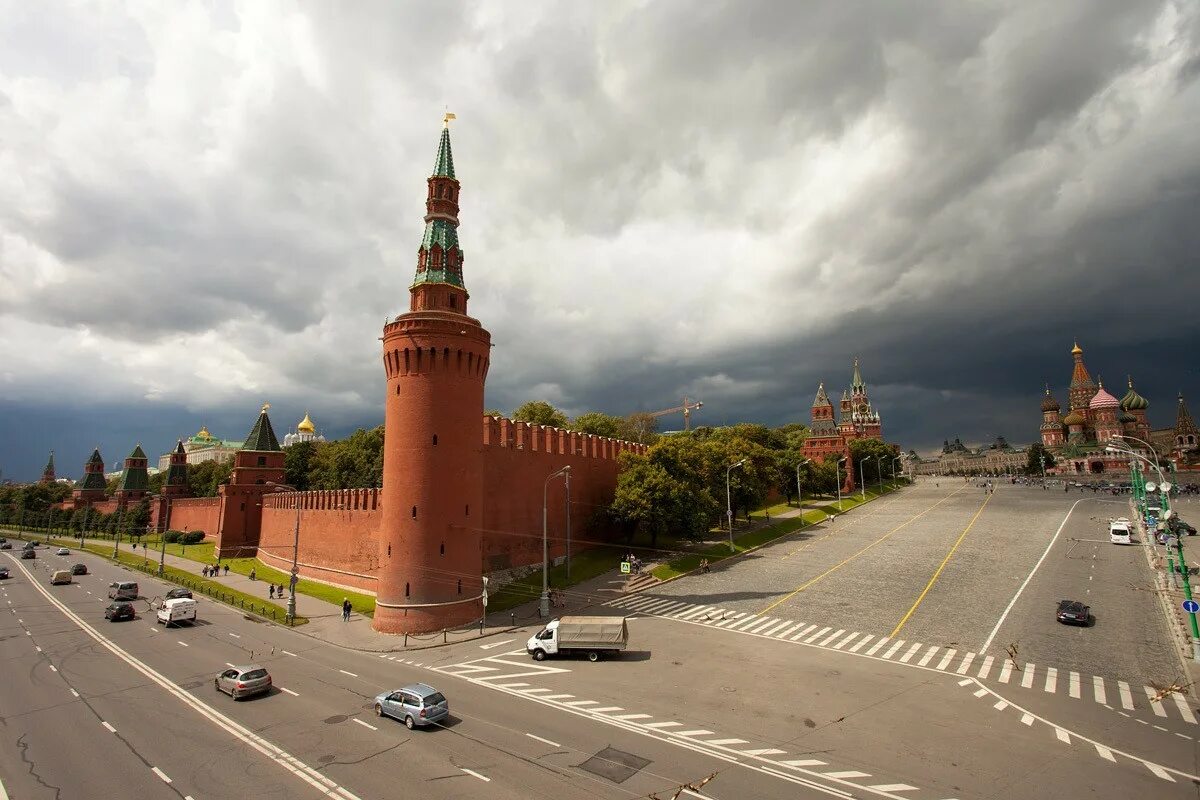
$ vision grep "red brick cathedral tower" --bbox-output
[376,118,492,634]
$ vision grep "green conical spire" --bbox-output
[852,358,864,391]
[433,123,455,178]
[128,444,147,460]
[43,451,55,474]
[243,404,282,452]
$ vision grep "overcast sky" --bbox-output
[2,1,1198,481]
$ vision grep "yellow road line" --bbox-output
[888,491,993,638]
[758,484,971,616]
[781,493,902,560]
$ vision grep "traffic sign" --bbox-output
[1184,599,1199,614]
[620,561,631,574]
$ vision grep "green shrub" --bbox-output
[180,530,205,545]
[162,530,183,543]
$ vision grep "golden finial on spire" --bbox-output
[261,402,271,414]
[1128,375,1134,388]
[1071,340,1082,356]
[443,110,456,128]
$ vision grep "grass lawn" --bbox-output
[488,545,627,614]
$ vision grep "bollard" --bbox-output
[479,617,484,634]
[403,632,408,647]
[443,629,447,644]
[511,612,516,628]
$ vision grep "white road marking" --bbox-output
[70,689,79,697]
[497,683,530,689]
[177,641,189,647]
[775,622,805,638]
[151,767,172,784]
[102,721,116,733]
[936,648,957,670]
[973,688,988,698]
[780,759,827,767]
[980,498,1085,653]
[998,660,1013,683]
[730,615,764,631]
[542,694,574,700]
[976,655,994,679]
[228,633,240,638]
[643,721,683,729]
[792,624,818,640]
[49,665,58,673]
[1020,713,1035,725]
[351,718,377,730]
[281,650,297,657]
[526,733,561,747]
[564,700,599,707]
[1044,667,1058,693]
[35,646,41,652]
[956,652,975,675]
[882,640,906,659]
[917,645,938,667]
[676,605,713,620]
[706,738,750,745]
[1172,693,1197,724]
[280,687,299,696]
[1021,663,1036,689]
[591,706,624,713]
[521,688,552,694]
[1146,762,1174,782]
[869,784,918,793]
[832,631,859,649]
[1118,681,1134,710]
[1094,744,1116,762]
[225,662,236,668]
[958,678,973,687]
[339,670,358,678]
[849,634,874,653]
[460,768,490,782]
[1068,672,1080,699]
[760,619,794,636]
[1144,687,1167,717]
[742,748,786,756]
[899,643,922,664]
[1093,676,1106,704]
[480,638,513,652]
[818,628,846,647]
[1055,728,1070,743]
[823,770,871,779]
[805,626,834,643]
[677,730,715,736]
[611,713,651,720]
[714,612,746,628]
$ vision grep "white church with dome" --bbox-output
[283,412,325,447]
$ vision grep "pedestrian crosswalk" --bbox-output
[602,592,1200,727]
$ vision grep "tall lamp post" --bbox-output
[859,458,866,501]
[795,459,810,527]
[112,503,126,559]
[1039,453,1046,489]
[565,469,572,580]
[541,466,571,618]
[726,459,747,552]
[266,482,301,624]
[874,456,884,495]
[892,455,902,484]
[835,457,845,514]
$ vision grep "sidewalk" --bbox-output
[1132,504,1200,693]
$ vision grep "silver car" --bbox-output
[214,665,272,700]
[373,683,449,729]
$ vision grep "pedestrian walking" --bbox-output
[201,566,208,578]
[342,598,352,621]
[700,557,710,574]
[269,585,275,599]
[223,564,229,576]
[249,568,256,581]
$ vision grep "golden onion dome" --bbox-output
[196,425,213,440]
[297,412,316,433]
[1071,341,1083,356]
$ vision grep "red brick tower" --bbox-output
[215,404,284,557]
[72,449,107,508]
[375,118,492,635]
[40,451,55,484]
[1040,386,1064,448]
[114,444,150,508]
[150,440,190,532]
[1067,341,1096,430]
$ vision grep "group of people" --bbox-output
[201,563,227,578]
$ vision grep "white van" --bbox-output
[157,598,197,626]
[1109,518,1132,545]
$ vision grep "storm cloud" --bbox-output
[1,0,1198,480]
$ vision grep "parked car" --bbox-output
[20,549,35,559]
[0,542,10,550]
[105,602,136,622]
[71,563,88,575]
[50,570,72,585]
[373,683,450,729]
[164,587,193,600]
[214,665,272,700]
[56,547,70,556]
[0,566,9,579]
[1057,600,1090,626]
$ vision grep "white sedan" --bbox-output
[56,547,70,556]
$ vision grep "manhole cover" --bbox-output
[323,715,348,724]
[577,747,651,784]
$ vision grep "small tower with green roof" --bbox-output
[72,448,108,507]
[215,403,286,558]
[40,451,56,484]
[115,444,151,507]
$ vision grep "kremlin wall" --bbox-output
[61,121,649,635]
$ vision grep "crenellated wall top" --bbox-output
[480,415,648,459]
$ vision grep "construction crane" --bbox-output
[647,397,704,431]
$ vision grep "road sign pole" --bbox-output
[1175,536,1200,661]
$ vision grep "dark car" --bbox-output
[20,549,35,560]
[22,541,36,550]
[71,563,88,575]
[1175,521,1197,536]
[105,602,135,622]
[165,587,193,600]
[0,566,9,579]
[0,542,10,550]
[1057,600,1090,626]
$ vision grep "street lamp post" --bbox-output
[726,459,747,552]
[541,466,571,619]
[158,527,167,576]
[859,458,866,501]
[835,457,845,514]
[875,456,884,495]
[1039,453,1046,489]
[795,459,810,527]
[266,482,302,624]
[565,469,572,580]
[113,504,125,559]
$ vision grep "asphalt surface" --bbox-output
[1,482,1196,800]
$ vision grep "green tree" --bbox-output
[187,460,233,497]
[308,426,384,489]
[609,454,708,548]
[512,401,569,428]
[849,438,900,485]
[284,440,320,491]
[483,409,504,418]
[620,412,660,445]
[572,412,623,438]
[147,471,165,494]
[1025,443,1057,475]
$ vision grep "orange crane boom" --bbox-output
[646,397,704,431]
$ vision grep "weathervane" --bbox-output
[443,109,456,127]
[261,402,271,413]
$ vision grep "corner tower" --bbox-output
[376,117,492,634]
[40,451,56,484]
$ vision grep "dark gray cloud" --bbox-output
[1,0,1198,480]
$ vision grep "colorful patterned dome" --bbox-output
[1062,411,1086,426]
[1118,410,1136,424]
[1090,380,1119,410]
[1041,387,1060,412]
[1120,376,1148,411]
